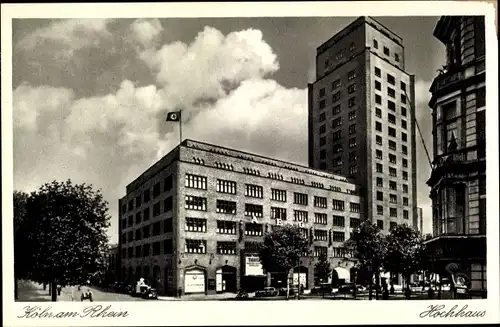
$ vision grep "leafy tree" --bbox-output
[314,254,331,284]
[22,180,110,301]
[14,190,30,300]
[383,224,428,298]
[258,225,309,299]
[314,254,331,297]
[342,221,387,300]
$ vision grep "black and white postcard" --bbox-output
[2,1,499,326]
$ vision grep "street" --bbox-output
[18,280,460,302]
[17,280,150,302]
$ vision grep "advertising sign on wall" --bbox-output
[184,269,205,293]
[245,256,265,276]
[293,273,307,286]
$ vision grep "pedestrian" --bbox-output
[57,285,62,296]
[382,280,389,300]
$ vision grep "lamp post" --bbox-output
[296,258,301,300]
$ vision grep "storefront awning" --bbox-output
[333,267,350,281]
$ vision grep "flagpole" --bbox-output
[179,109,183,144]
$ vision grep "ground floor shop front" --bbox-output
[424,235,487,298]
[121,254,355,296]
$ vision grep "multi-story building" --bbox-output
[118,139,362,295]
[307,16,417,233]
[425,16,486,297]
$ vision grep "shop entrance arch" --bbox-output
[216,265,237,293]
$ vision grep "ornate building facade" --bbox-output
[426,16,486,298]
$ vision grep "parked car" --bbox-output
[255,287,279,297]
[311,283,333,295]
[338,283,366,293]
[277,286,303,296]
[141,287,158,299]
[236,289,250,300]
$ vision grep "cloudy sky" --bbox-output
[12,16,444,243]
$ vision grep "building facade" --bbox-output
[307,16,417,233]
[119,140,363,295]
[426,16,486,297]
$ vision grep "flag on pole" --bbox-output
[166,111,181,121]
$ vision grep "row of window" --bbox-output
[375,192,411,205]
[374,67,407,91]
[377,220,402,230]
[372,40,402,64]
[122,175,174,214]
[121,199,173,229]
[375,137,409,154]
[374,95,406,112]
[122,239,173,258]
[375,108,408,128]
[375,178,410,193]
[376,206,410,219]
[374,164,409,179]
[375,123,408,141]
[186,218,359,236]
[318,70,357,97]
[124,169,359,216]
[121,240,356,259]
[121,218,173,243]
[374,83,407,103]
[189,174,353,196]
[185,195,360,214]
[183,230,349,255]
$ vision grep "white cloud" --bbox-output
[13,83,75,133]
[140,26,280,110]
[17,19,115,57]
[130,18,163,48]
[13,25,300,243]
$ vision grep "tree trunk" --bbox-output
[286,269,291,300]
[51,281,57,302]
[14,278,19,300]
[352,270,357,299]
[368,272,373,300]
[375,271,380,300]
[404,275,411,299]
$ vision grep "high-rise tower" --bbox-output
[308,16,417,232]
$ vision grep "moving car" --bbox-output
[134,278,158,299]
[80,289,93,302]
[255,287,279,297]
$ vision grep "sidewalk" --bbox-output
[17,280,75,302]
[158,292,241,301]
